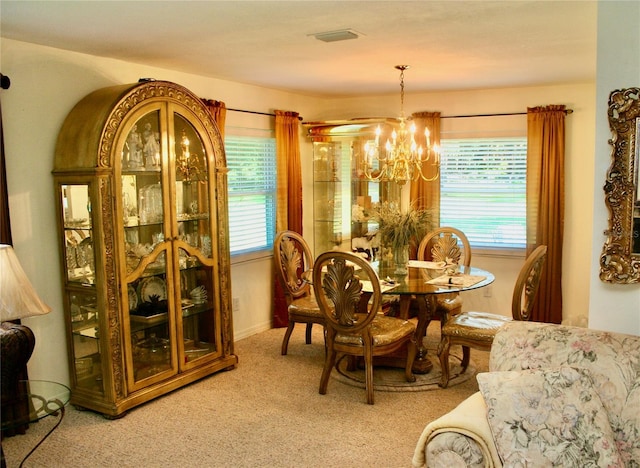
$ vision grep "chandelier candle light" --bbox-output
[364,65,440,185]
[177,129,204,182]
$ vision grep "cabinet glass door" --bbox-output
[173,114,218,366]
[120,109,175,385]
[60,184,103,393]
[61,184,94,285]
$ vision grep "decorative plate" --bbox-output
[128,285,138,311]
[137,276,167,303]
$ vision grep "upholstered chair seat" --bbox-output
[334,314,416,347]
[441,311,512,341]
[287,295,320,317]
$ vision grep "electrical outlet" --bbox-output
[232,297,240,311]
[483,286,492,298]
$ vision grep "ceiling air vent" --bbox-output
[310,29,363,43]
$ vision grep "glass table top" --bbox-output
[1,380,71,430]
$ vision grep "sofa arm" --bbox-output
[412,392,502,468]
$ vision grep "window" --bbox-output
[439,138,527,250]
[225,135,276,256]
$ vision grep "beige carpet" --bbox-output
[2,323,489,468]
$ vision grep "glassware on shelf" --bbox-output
[138,183,163,224]
[137,333,170,377]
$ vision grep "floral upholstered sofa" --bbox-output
[413,321,640,467]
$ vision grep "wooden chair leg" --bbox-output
[364,346,374,405]
[405,339,417,383]
[319,347,337,395]
[438,336,452,388]
[305,323,313,344]
[461,346,471,372]
[281,322,295,355]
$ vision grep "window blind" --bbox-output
[225,136,277,255]
[440,138,527,249]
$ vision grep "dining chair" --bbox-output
[438,244,547,388]
[274,230,324,355]
[415,227,472,319]
[313,250,416,405]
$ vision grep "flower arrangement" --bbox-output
[372,202,434,253]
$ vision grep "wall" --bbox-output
[588,1,640,334]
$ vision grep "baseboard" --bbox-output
[233,320,273,341]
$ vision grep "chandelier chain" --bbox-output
[397,65,407,118]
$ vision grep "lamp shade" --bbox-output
[0,244,51,321]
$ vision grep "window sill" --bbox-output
[472,247,526,259]
[231,249,273,266]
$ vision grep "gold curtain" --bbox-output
[202,99,226,139]
[410,111,441,227]
[275,110,303,234]
[526,105,565,324]
[273,110,302,327]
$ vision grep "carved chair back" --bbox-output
[312,251,381,335]
[417,227,471,272]
[512,245,547,321]
[274,230,313,304]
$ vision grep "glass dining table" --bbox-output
[1,380,71,468]
[364,261,495,373]
[304,259,495,373]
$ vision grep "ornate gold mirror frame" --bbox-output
[600,87,640,283]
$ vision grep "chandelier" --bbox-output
[177,129,205,182]
[363,65,440,185]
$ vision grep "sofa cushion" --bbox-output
[490,321,640,465]
[477,367,623,467]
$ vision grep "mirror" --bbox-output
[600,87,640,283]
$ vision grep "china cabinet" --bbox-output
[53,80,237,417]
[305,119,400,256]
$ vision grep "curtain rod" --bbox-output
[227,107,303,121]
[226,106,573,121]
[0,74,10,90]
[441,109,573,119]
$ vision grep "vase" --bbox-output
[393,245,409,276]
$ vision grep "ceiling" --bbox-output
[0,1,597,97]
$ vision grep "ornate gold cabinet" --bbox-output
[53,80,237,417]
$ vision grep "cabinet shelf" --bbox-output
[68,273,95,285]
[64,224,92,231]
[72,325,99,339]
[122,168,161,175]
[177,213,209,222]
[127,303,211,333]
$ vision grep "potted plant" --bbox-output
[373,202,434,274]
